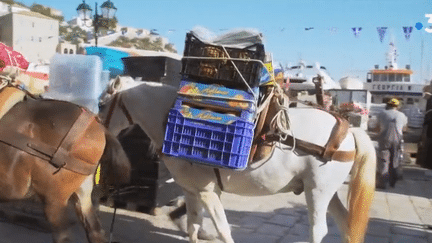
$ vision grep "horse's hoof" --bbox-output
[198,230,216,241]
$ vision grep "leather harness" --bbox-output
[0,107,97,175]
[265,115,356,162]
[0,86,98,175]
[251,87,356,163]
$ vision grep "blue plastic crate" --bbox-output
[162,109,254,170]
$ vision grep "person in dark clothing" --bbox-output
[376,98,408,189]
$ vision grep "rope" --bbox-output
[268,86,296,151]
[220,46,255,95]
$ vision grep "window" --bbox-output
[389,73,395,82]
[64,48,68,54]
[407,98,414,104]
[39,37,42,42]
[403,74,410,82]
[69,49,74,54]
[373,74,379,82]
[380,74,388,81]
[32,22,35,28]
[396,74,403,82]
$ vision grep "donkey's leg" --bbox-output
[183,190,205,243]
[328,193,349,243]
[43,198,75,243]
[72,175,107,243]
[199,191,234,243]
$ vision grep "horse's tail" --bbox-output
[347,127,376,243]
[99,130,131,185]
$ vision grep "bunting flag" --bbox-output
[403,26,413,41]
[377,27,388,43]
[352,27,362,38]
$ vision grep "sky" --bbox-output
[19,0,432,83]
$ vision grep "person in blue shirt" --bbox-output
[376,98,408,189]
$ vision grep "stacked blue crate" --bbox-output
[162,32,265,170]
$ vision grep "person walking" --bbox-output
[376,98,408,189]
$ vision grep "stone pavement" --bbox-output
[0,129,431,242]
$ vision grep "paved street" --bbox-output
[0,129,431,243]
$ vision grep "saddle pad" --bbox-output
[0,86,25,120]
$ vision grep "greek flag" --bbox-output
[352,27,362,38]
[403,26,413,41]
[377,27,388,43]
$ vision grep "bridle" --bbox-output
[103,92,134,128]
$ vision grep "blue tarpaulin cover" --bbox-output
[85,47,130,78]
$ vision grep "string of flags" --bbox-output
[306,26,414,41]
[152,26,416,42]
[337,26,413,41]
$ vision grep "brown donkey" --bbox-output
[0,94,131,243]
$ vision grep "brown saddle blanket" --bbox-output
[0,97,99,175]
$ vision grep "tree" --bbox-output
[30,3,64,22]
[164,43,177,53]
[0,0,15,5]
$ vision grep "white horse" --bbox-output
[98,77,376,243]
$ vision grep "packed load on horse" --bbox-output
[162,28,277,170]
[0,42,49,95]
[98,27,377,243]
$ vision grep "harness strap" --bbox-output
[266,134,356,162]
[0,130,54,161]
[103,93,134,128]
[50,109,97,175]
[322,116,350,160]
[104,93,120,128]
[0,109,98,175]
[118,95,134,125]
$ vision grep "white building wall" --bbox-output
[0,2,29,16]
[10,12,59,63]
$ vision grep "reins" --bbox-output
[103,92,134,128]
[102,90,134,243]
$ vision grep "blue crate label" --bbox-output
[180,106,239,125]
[179,81,256,101]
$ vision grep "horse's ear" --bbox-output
[109,76,122,94]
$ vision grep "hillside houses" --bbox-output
[0,1,176,65]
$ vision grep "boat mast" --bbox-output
[387,42,398,70]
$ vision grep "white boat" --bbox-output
[283,60,341,92]
[364,42,427,128]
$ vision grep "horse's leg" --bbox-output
[43,198,75,243]
[304,186,331,243]
[198,191,234,243]
[328,193,349,243]
[183,190,205,243]
[72,175,107,243]
[304,164,350,243]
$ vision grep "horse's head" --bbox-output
[99,76,135,105]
